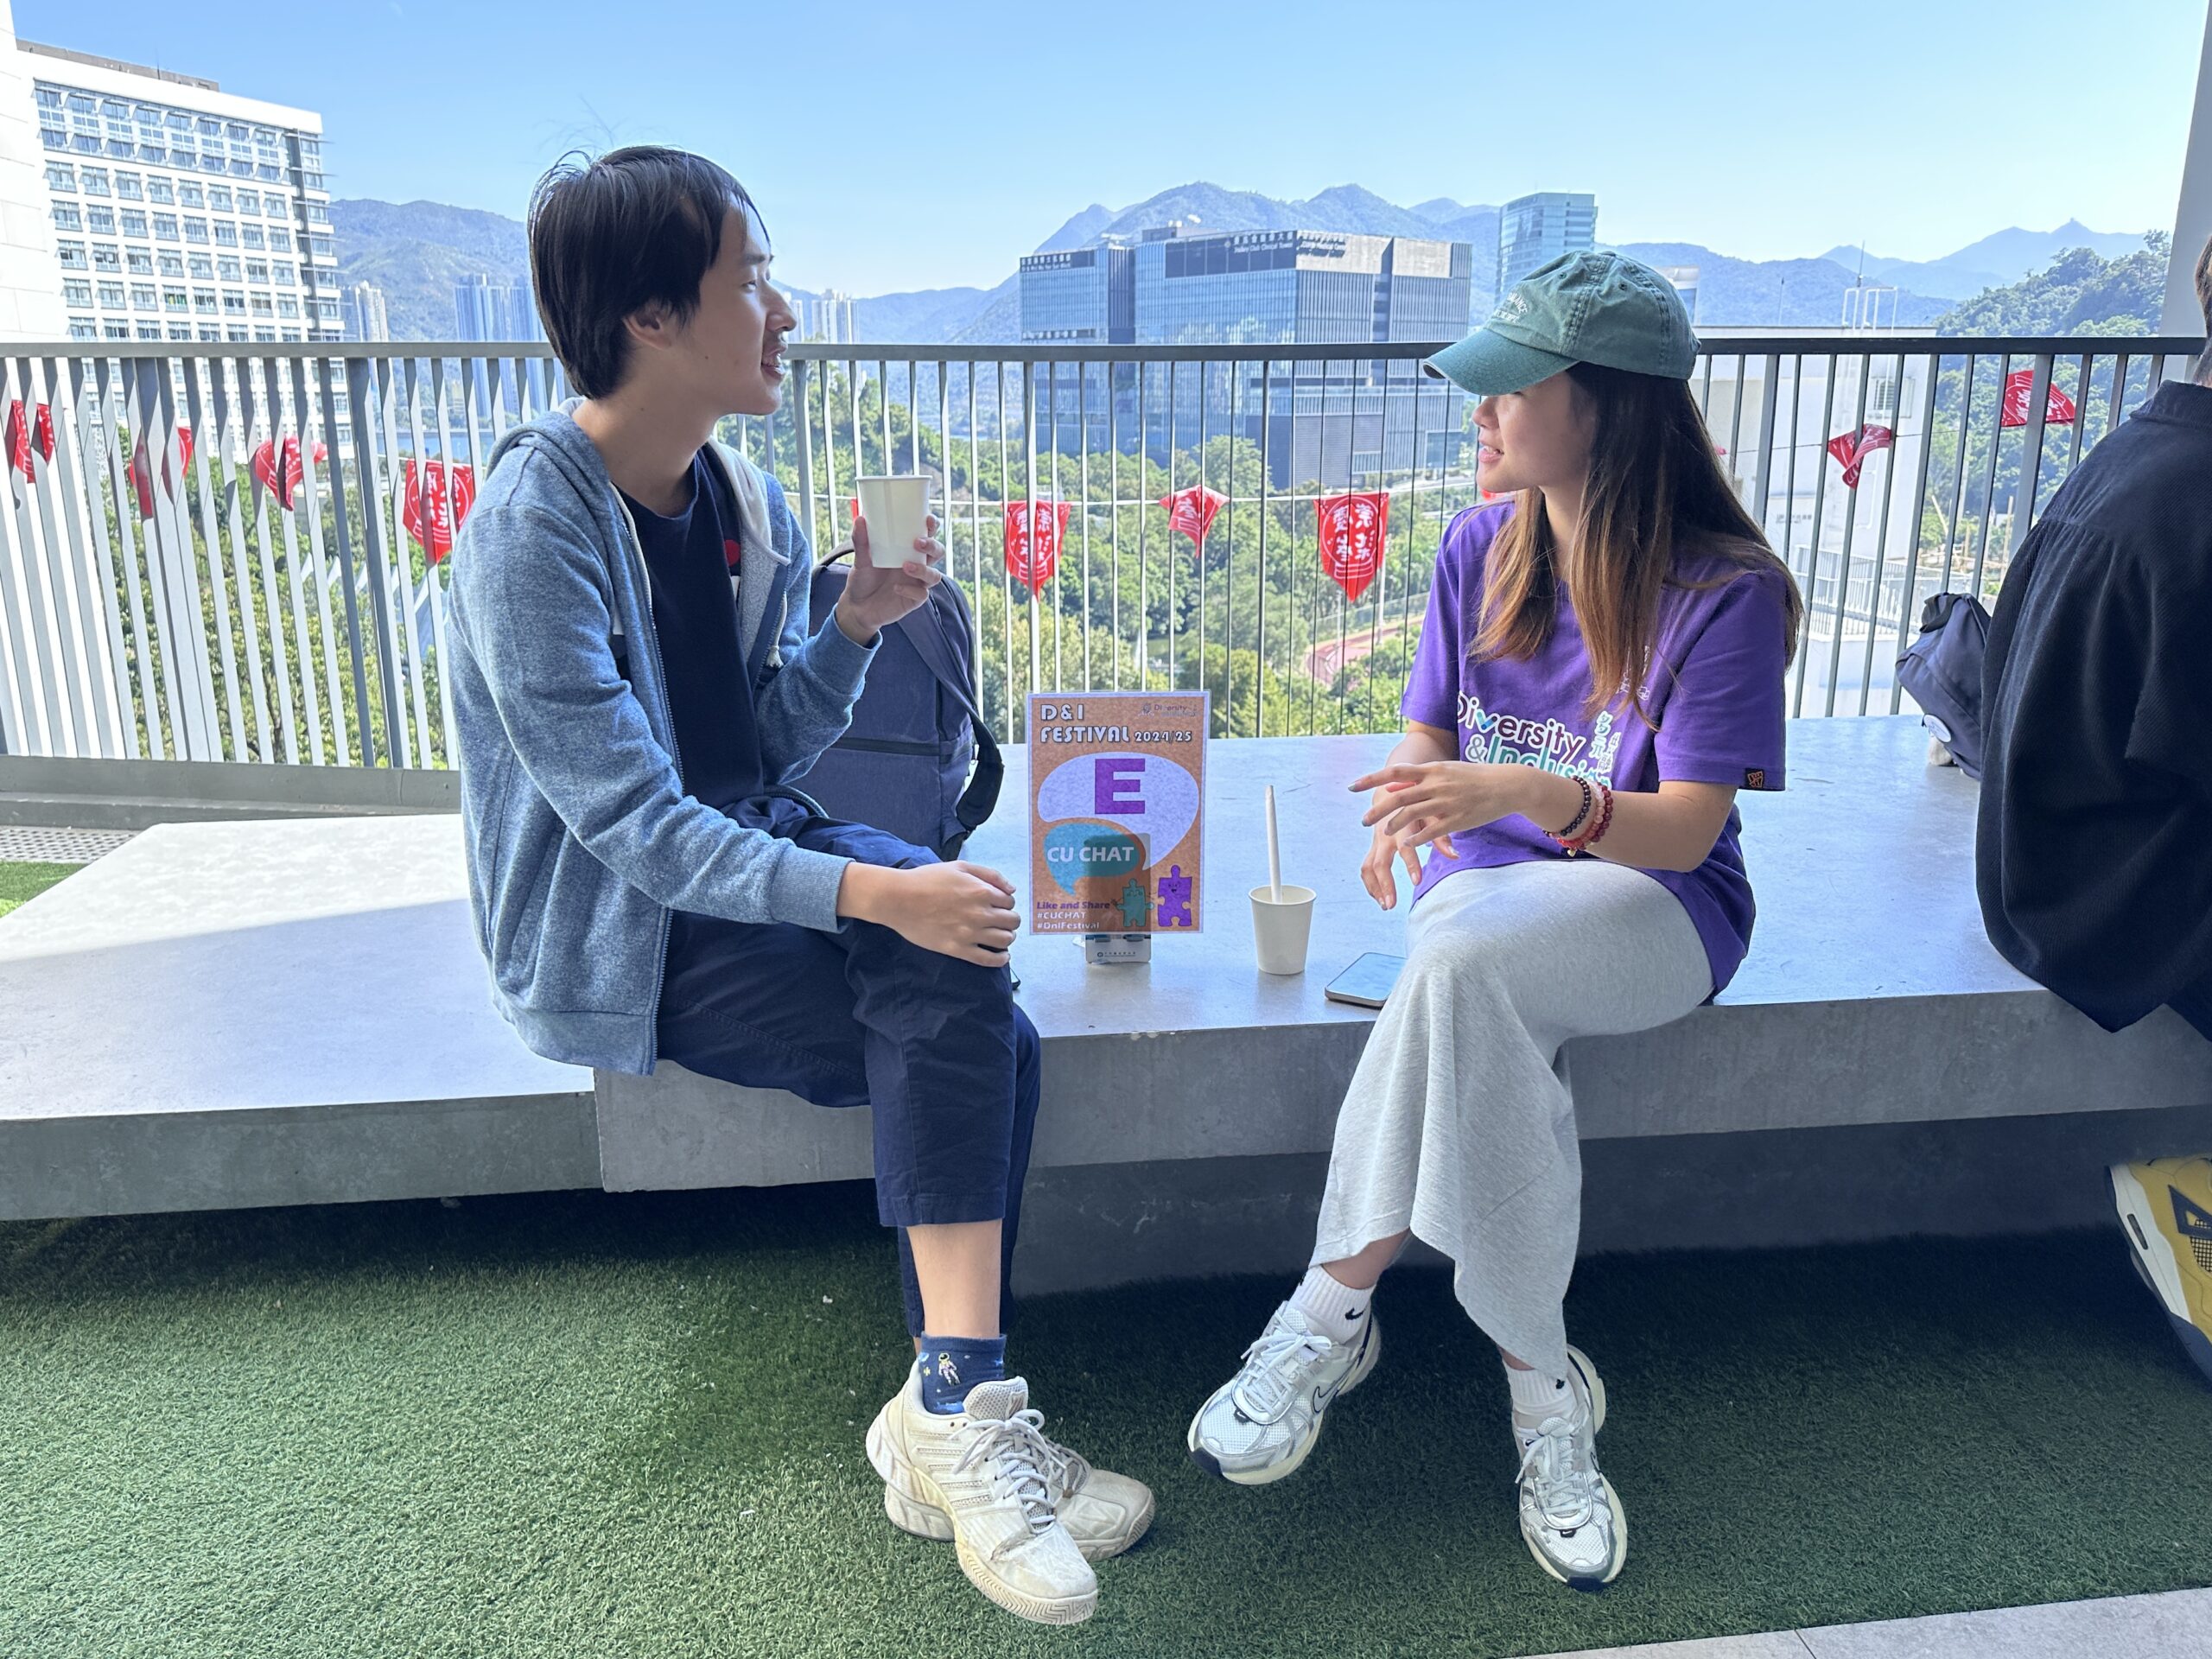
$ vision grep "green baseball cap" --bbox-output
[1426,251,1700,397]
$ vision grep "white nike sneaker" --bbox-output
[1513,1344,1625,1591]
[1185,1300,1381,1485]
[863,1367,1097,1625]
[872,1363,1154,1560]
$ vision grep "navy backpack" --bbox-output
[801,551,1002,857]
[1895,591,1992,779]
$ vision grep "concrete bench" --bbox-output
[4,718,2209,1291]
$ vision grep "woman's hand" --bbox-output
[1359,817,1427,912]
[835,512,945,645]
[1351,761,1535,855]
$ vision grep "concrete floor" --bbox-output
[1535,1585,2212,1657]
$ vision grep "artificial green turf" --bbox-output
[1,1186,2207,1659]
[0,860,73,919]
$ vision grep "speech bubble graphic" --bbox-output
[1038,752,1199,864]
[1041,821,1147,899]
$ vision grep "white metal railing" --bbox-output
[0,334,2197,769]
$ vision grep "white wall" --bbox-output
[0,1,64,339]
[2166,3,2212,337]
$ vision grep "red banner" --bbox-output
[1003,500,1070,596]
[1317,491,1391,602]
[127,425,194,519]
[250,435,328,512]
[1824,423,1895,490]
[1160,484,1225,550]
[1999,370,2077,430]
[403,458,477,563]
[6,400,54,491]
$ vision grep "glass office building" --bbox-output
[1020,226,1472,484]
[1496,192,1597,296]
[1019,245,1135,459]
[1146,229,1471,485]
[1019,245,1135,344]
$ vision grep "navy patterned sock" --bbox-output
[917,1335,1007,1414]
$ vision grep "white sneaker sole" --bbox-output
[1522,1473,1628,1591]
[1519,1344,1623,1592]
[1185,1316,1382,1486]
[2112,1163,2190,1321]
[864,1406,1098,1624]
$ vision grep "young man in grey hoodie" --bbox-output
[444,147,1148,1626]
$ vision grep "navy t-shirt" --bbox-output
[620,451,765,815]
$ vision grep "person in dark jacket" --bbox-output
[1976,233,2212,1040]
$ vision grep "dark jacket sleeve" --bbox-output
[1976,521,2212,1028]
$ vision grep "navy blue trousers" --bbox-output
[656,814,1041,1337]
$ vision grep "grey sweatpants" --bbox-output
[1311,858,1713,1381]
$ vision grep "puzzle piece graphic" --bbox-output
[1157,865,1193,928]
[1116,878,1151,931]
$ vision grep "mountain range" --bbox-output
[331,183,2152,344]
[331,199,529,340]
[1818,219,2149,302]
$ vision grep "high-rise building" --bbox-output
[806,288,856,343]
[346,280,387,342]
[1018,244,1135,344]
[453,273,549,411]
[1656,264,1700,325]
[20,38,340,345]
[0,9,64,338]
[1020,226,1471,484]
[1497,191,1597,296]
[453,271,542,343]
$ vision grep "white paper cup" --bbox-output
[855,475,932,569]
[1250,884,1316,976]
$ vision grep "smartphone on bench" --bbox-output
[1324,951,1404,1010]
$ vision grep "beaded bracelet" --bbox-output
[1552,777,1595,845]
[1557,780,1616,857]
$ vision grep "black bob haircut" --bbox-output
[527,146,760,399]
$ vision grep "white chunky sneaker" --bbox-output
[1185,1300,1381,1484]
[864,1367,1098,1625]
[1513,1344,1625,1591]
[872,1364,1154,1560]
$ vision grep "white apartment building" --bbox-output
[16,35,340,345]
[346,281,388,342]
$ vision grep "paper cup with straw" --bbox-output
[1251,783,1316,975]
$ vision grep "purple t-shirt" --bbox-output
[1400,502,1791,994]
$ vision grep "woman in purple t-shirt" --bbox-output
[1188,252,1802,1592]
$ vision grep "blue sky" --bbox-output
[17,0,2203,296]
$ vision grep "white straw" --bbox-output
[1266,785,1282,902]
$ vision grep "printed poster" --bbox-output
[1028,692,1208,936]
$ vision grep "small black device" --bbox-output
[1324,951,1405,1010]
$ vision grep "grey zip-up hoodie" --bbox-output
[444,403,875,1075]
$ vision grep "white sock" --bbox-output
[1290,1265,1372,1345]
[1506,1360,1573,1421]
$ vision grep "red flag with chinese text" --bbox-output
[1002,500,1070,596]
[6,400,54,499]
[1824,423,1895,489]
[1317,491,1391,602]
[1999,370,2077,430]
[127,424,194,518]
[251,435,329,512]
[403,458,477,563]
[1160,484,1225,550]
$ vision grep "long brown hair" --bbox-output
[1474,361,1803,723]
